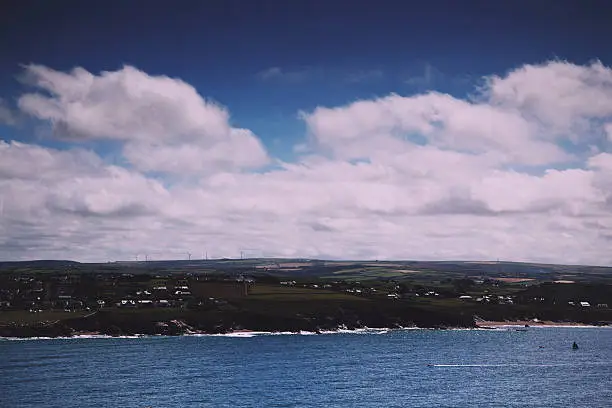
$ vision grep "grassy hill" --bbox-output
[1,258,612,284]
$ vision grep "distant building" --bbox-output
[118,299,136,308]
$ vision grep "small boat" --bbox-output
[572,342,579,350]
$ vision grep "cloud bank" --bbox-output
[3,60,612,265]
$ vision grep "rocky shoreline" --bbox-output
[0,305,478,338]
[4,321,610,340]
[0,323,464,339]
[4,295,611,339]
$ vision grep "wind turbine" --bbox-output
[187,252,192,261]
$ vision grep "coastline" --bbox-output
[2,324,610,341]
[475,320,611,328]
[0,328,390,341]
[0,326,405,340]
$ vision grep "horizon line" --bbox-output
[0,258,610,269]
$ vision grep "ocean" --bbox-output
[1,327,611,407]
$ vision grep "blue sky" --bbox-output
[3,0,610,159]
[3,1,612,263]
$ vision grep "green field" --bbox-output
[248,284,365,301]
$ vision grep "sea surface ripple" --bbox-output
[1,327,611,407]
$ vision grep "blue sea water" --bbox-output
[1,327,611,408]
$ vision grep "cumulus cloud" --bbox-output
[4,60,612,264]
[485,60,612,138]
[122,128,269,174]
[302,91,569,166]
[18,64,269,174]
[0,141,174,260]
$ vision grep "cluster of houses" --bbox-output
[1,272,608,312]
[281,280,377,295]
[0,273,254,312]
[458,294,609,308]
[568,301,608,308]
[459,294,515,304]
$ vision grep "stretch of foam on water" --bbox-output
[0,325,608,341]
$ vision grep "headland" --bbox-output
[1,258,610,338]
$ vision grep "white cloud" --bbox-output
[0,141,169,218]
[588,152,612,171]
[4,60,612,265]
[18,64,269,174]
[122,128,269,174]
[0,140,102,181]
[19,65,230,141]
[485,60,612,140]
[303,92,569,165]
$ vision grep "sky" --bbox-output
[2,1,612,264]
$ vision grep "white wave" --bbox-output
[0,334,149,341]
[0,327,506,341]
[223,331,273,338]
[3,324,607,341]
